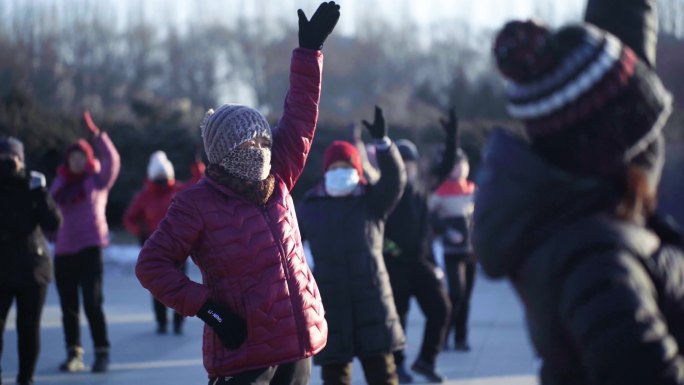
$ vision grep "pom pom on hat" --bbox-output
[147,151,175,181]
[494,20,557,84]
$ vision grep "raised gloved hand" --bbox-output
[439,107,459,145]
[298,1,341,50]
[29,171,46,190]
[82,111,101,137]
[362,106,387,140]
[196,299,247,349]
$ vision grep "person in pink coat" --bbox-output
[49,111,120,373]
[135,3,339,384]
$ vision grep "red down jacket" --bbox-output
[135,48,327,377]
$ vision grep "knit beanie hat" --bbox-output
[323,141,366,184]
[200,104,272,165]
[147,151,175,181]
[493,20,672,178]
[395,139,420,162]
[0,137,24,162]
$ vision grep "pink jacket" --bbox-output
[50,133,120,256]
[135,48,327,378]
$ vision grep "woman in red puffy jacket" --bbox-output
[123,150,204,335]
[135,3,339,385]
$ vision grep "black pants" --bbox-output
[152,261,186,330]
[444,256,476,344]
[321,354,397,385]
[0,283,48,383]
[385,258,451,367]
[209,358,311,385]
[54,246,110,350]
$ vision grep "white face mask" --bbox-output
[325,168,360,197]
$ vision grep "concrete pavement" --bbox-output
[1,252,538,385]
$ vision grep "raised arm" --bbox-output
[135,193,209,316]
[585,0,658,68]
[270,49,323,190]
[560,249,684,384]
[81,112,120,190]
[271,2,340,190]
[429,108,459,191]
[350,122,381,184]
[364,107,407,219]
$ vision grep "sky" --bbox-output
[3,0,588,36]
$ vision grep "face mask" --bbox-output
[153,178,169,187]
[220,147,271,182]
[325,168,360,197]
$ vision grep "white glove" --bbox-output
[29,171,46,190]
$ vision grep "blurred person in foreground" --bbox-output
[379,112,458,383]
[474,0,684,384]
[50,111,120,373]
[298,106,406,385]
[123,150,204,335]
[429,148,476,353]
[0,137,62,385]
[135,3,339,384]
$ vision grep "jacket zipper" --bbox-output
[259,204,307,356]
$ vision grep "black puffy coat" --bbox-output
[298,143,406,365]
[474,129,684,385]
[0,173,62,287]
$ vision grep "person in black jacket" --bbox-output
[474,0,684,384]
[0,137,62,385]
[382,110,458,384]
[298,107,406,385]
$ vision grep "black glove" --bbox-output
[362,106,387,140]
[439,107,459,146]
[298,2,341,50]
[196,300,247,349]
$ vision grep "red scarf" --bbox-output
[435,179,476,197]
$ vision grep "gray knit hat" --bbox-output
[200,104,272,165]
[0,137,24,162]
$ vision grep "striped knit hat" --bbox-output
[493,20,672,177]
[200,104,272,165]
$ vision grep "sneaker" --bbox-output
[91,350,109,373]
[411,359,446,383]
[59,346,85,372]
[454,341,471,352]
[396,364,414,384]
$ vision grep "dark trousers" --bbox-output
[321,354,397,385]
[0,283,48,383]
[153,298,184,330]
[386,259,451,367]
[209,358,311,385]
[153,261,186,330]
[444,256,476,344]
[54,246,110,350]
